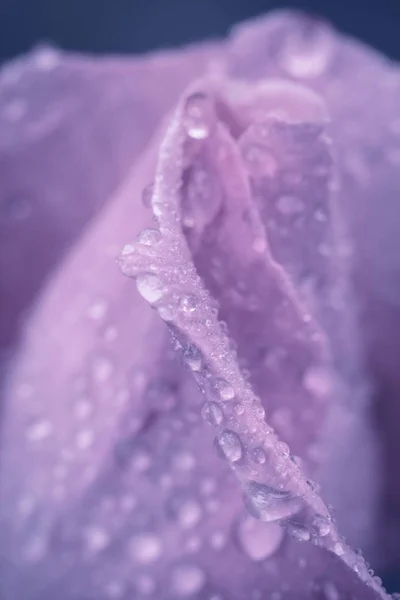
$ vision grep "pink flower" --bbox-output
[1,10,399,600]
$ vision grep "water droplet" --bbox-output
[184,92,213,140]
[277,442,290,457]
[167,495,203,529]
[252,447,267,464]
[322,581,340,600]
[333,542,344,556]
[105,580,125,598]
[83,526,109,553]
[91,355,114,383]
[234,402,245,415]
[183,345,202,372]
[303,366,333,399]
[23,535,48,563]
[180,294,199,313]
[34,46,60,71]
[281,22,334,78]
[136,575,156,596]
[158,303,176,321]
[252,237,267,253]
[276,195,304,216]
[136,273,164,303]
[288,522,311,542]
[75,428,95,450]
[26,419,52,442]
[215,380,235,401]
[74,399,93,420]
[244,481,301,523]
[216,430,243,462]
[132,448,152,472]
[312,514,331,537]
[129,533,162,564]
[242,143,278,179]
[172,450,195,471]
[201,401,223,426]
[210,530,226,550]
[87,299,108,320]
[170,564,206,597]
[137,228,162,246]
[237,516,283,561]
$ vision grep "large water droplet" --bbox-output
[170,564,206,597]
[202,401,223,426]
[184,92,213,140]
[276,195,304,216]
[216,430,243,462]
[136,273,164,303]
[129,533,162,564]
[244,481,301,523]
[237,515,283,561]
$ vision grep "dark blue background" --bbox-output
[0,0,400,62]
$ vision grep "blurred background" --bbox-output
[0,0,400,63]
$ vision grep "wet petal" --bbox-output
[0,9,397,600]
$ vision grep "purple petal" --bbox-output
[0,9,398,600]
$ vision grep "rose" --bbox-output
[1,10,399,600]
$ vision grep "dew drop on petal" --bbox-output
[216,430,243,462]
[75,428,95,450]
[322,581,341,600]
[242,144,278,178]
[136,273,164,303]
[280,24,334,78]
[215,379,235,401]
[136,575,156,597]
[252,447,267,465]
[276,195,304,216]
[26,419,52,442]
[244,481,301,523]
[137,228,162,246]
[129,533,162,565]
[83,526,109,553]
[312,514,331,537]
[180,294,199,313]
[170,564,206,597]
[201,401,223,426]
[184,92,213,140]
[237,516,283,561]
[157,303,176,321]
[167,495,203,529]
[91,355,114,383]
[183,345,202,372]
[288,522,311,542]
